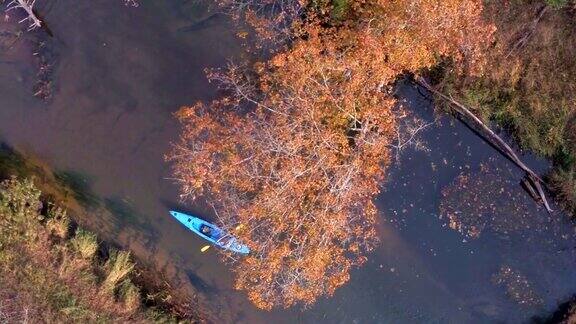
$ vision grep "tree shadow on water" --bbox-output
[0,142,29,179]
[53,170,101,209]
[104,197,161,250]
[159,198,216,223]
[185,269,220,296]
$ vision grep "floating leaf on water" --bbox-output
[439,165,538,239]
[492,265,542,307]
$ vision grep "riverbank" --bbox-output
[428,2,576,320]
[0,145,202,322]
[435,0,576,217]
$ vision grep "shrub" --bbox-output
[550,168,576,213]
[0,177,41,221]
[546,0,570,8]
[70,229,98,260]
[118,279,140,313]
[46,205,70,239]
[102,250,134,294]
[0,178,42,245]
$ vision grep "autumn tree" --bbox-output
[215,0,306,45]
[169,0,495,309]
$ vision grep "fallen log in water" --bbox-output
[414,76,553,214]
[521,177,541,202]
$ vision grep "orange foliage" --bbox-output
[169,0,494,309]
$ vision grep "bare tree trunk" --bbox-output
[415,76,553,213]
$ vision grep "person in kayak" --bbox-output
[200,224,212,236]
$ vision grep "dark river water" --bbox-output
[1,1,576,323]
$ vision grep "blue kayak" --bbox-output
[169,210,250,255]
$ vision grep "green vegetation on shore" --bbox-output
[435,0,576,216]
[0,146,200,322]
[0,177,194,322]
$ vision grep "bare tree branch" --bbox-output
[6,0,41,31]
[387,108,433,162]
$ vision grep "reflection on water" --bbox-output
[0,1,575,323]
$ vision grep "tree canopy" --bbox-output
[169,0,495,309]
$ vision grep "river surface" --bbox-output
[1,1,576,323]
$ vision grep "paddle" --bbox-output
[201,224,244,252]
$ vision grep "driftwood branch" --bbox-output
[415,76,553,213]
[6,0,42,31]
